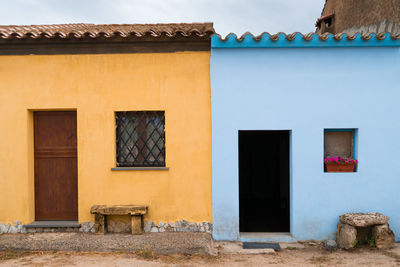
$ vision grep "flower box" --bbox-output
[324,157,357,173]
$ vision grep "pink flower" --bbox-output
[324,157,358,165]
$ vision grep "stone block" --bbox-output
[94,214,106,234]
[336,223,357,249]
[19,226,27,234]
[339,212,389,227]
[144,221,152,232]
[0,223,7,234]
[131,215,143,234]
[372,223,395,249]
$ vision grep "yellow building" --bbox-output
[0,23,214,233]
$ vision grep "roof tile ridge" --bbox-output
[303,32,316,41]
[216,32,238,42]
[237,32,254,41]
[390,33,400,40]
[253,32,271,41]
[270,32,286,41]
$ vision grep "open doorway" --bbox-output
[239,130,290,233]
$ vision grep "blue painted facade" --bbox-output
[211,33,400,242]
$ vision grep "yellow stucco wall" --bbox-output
[0,51,212,224]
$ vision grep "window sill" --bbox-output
[111,167,169,171]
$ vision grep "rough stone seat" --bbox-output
[90,205,148,235]
[336,212,395,249]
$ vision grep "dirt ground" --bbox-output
[1,244,400,267]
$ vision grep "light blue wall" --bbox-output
[211,46,400,241]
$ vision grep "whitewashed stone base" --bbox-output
[1,220,212,234]
[0,221,95,234]
[143,220,212,233]
[0,221,26,234]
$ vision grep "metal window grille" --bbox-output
[116,111,165,167]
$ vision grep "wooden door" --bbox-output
[34,111,78,221]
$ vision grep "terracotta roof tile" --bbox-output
[0,22,215,40]
[213,31,400,42]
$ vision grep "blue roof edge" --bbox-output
[211,32,400,48]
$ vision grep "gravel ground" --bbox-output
[1,234,399,266]
[0,233,213,255]
[1,244,400,266]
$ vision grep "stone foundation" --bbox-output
[144,220,212,233]
[0,221,212,234]
[0,221,95,234]
[0,221,26,234]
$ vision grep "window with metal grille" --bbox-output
[116,111,165,167]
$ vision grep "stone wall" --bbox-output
[0,222,95,234]
[0,221,211,234]
[342,20,400,35]
[144,221,212,233]
[317,0,400,34]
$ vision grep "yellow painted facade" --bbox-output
[0,52,212,224]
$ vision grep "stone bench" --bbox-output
[336,212,395,249]
[90,205,148,235]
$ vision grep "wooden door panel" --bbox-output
[34,111,78,221]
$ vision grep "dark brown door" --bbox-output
[34,111,78,221]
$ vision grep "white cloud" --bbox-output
[1,0,325,35]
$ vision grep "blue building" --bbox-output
[211,32,400,242]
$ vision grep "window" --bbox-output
[324,129,358,172]
[116,111,165,167]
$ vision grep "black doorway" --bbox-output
[239,130,290,233]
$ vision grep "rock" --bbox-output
[82,222,95,233]
[13,221,21,226]
[159,227,165,233]
[323,240,337,251]
[0,223,7,234]
[19,226,27,234]
[181,220,187,227]
[150,227,159,233]
[8,226,18,234]
[336,223,357,249]
[372,223,395,249]
[79,222,87,233]
[144,221,153,232]
[339,212,389,227]
[158,222,164,227]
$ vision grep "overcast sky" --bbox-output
[1,0,325,36]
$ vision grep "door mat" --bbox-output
[242,242,281,251]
